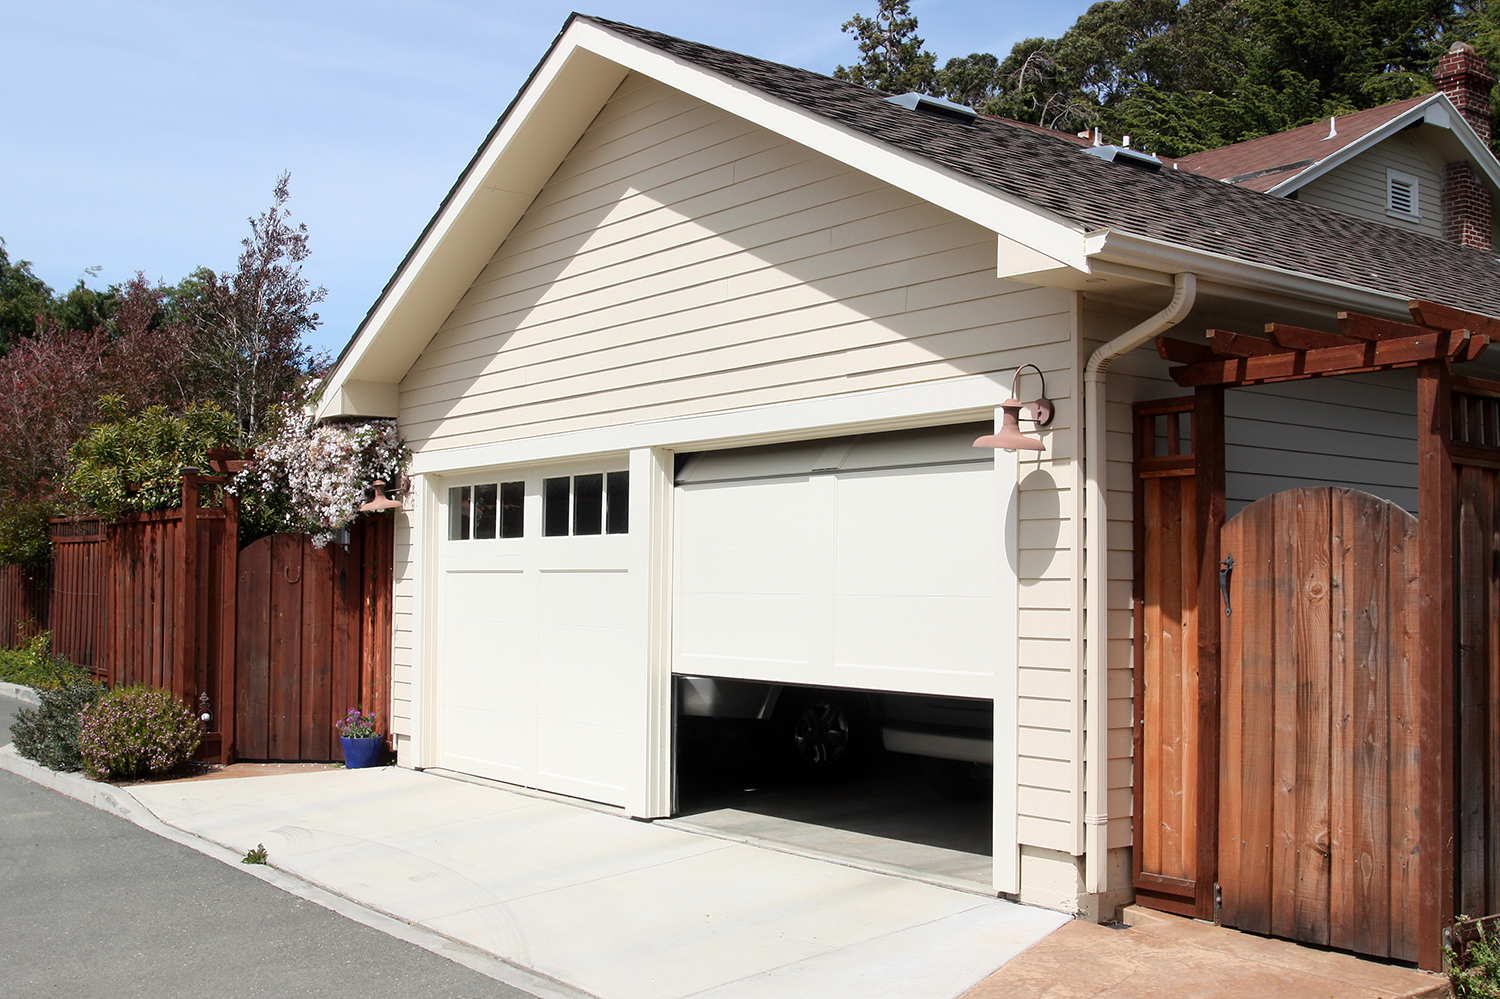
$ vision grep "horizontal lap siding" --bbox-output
[1297,134,1445,241]
[1225,375,1418,515]
[394,73,1079,847]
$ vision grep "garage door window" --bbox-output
[449,482,524,540]
[544,471,630,536]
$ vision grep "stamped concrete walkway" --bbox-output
[962,905,1448,999]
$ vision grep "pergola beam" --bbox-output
[1169,331,1483,387]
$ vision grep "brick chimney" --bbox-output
[1436,42,1496,251]
[1436,41,1494,145]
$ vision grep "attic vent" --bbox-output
[884,92,978,124]
[1082,144,1163,171]
[1387,168,1420,219]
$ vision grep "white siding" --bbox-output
[1298,132,1447,240]
[389,72,1082,853]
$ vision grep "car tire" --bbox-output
[773,689,866,781]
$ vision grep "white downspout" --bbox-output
[1082,271,1197,897]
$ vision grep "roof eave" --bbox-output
[1266,93,1500,198]
[1087,229,1419,320]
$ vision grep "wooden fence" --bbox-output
[0,471,395,764]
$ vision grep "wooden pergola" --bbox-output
[1133,299,1500,970]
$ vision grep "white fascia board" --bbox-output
[1267,93,1500,198]
[407,372,1012,478]
[570,22,1091,271]
[318,41,629,420]
[1087,229,1414,319]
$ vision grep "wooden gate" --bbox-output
[1217,488,1421,962]
[234,518,393,762]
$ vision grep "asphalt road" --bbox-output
[0,694,542,999]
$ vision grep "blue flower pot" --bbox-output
[341,735,384,769]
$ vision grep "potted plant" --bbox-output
[335,708,384,769]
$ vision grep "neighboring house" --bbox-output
[1173,42,1500,252]
[319,16,1500,962]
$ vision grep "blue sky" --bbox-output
[3,1,1087,357]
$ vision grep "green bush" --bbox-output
[0,633,91,690]
[0,499,53,568]
[64,397,238,521]
[10,681,105,772]
[1450,920,1500,999]
[78,685,201,781]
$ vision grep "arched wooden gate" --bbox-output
[1132,300,1500,970]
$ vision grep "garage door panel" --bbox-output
[536,720,630,803]
[674,424,1006,702]
[442,703,534,777]
[676,478,832,593]
[835,594,1000,695]
[675,591,830,669]
[537,626,634,730]
[538,570,634,630]
[835,465,1000,596]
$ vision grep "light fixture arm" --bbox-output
[1010,363,1054,427]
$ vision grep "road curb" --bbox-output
[0,744,597,999]
[0,682,41,706]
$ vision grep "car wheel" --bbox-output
[775,690,865,780]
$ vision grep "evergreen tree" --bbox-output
[834,0,938,93]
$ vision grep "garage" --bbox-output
[438,459,636,806]
[670,422,1006,886]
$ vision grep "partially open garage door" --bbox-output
[673,422,1002,699]
[439,461,635,806]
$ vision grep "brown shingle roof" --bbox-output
[1171,97,1431,191]
[585,17,1500,318]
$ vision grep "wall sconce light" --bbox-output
[359,479,404,513]
[974,363,1055,452]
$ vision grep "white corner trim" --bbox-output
[992,411,1021,895]
[407,374,1015,477]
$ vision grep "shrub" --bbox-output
[78,685,201,781]
[0,498,53,568]
[1450,919,1500,999]
[64,397,238,521]
[0,632,91,690]
[10,680,105,771]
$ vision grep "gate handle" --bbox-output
[1219,553,1234,618]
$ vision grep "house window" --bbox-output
[1387,169,1420,220]
[449,482,524,540]
[543,471,630,536]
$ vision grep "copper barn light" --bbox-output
[974,364,1054,452]
[359,480,404,513]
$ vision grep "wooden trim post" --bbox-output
[1418,358,1458,970]
[1194,385,1226,922]
[217,485,239,764]
[178,472,199,707]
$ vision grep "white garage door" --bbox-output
[673,423,1004,699]
[439,460,635,805]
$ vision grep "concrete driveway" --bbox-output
[112,766,1064,999]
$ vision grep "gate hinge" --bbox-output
[1214,882,1223,923]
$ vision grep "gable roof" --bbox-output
[1170,92,1500,196]
[319,15,1500,419]
[587,17,1500,308]
[1172,97,1431,191]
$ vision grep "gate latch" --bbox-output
[1219,553,1234,618]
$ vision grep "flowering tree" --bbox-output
[235,406,408,547]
